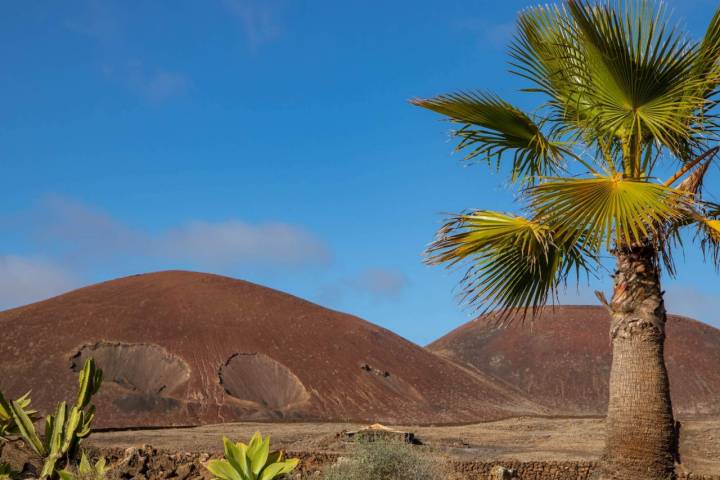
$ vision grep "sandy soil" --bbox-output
[87,417,720,476]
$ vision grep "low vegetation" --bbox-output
[0,359,103,480]
[322,439,449,480]
[0,392,37,442]
[205,431,299,480]
[57,453,107,480]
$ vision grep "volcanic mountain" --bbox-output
[429,305,720,418]
[0,271,542,428]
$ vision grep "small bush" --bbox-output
[322,440,449,480]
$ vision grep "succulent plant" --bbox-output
[57,452,108,480]
[206,432,299,480]
[0,391,37,441]
[8,358,103,479]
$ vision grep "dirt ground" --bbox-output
[87,416,720,476]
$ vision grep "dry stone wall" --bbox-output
[4,443,718,479]
[94,446,720,480]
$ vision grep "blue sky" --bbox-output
[2,0,719,344]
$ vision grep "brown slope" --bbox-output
[0,271,543,428]
[428,305,720,418]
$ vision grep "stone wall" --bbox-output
[451,460,719,480]
[4,442,718,479]
[451,460,597,480]
[95,446,720,480]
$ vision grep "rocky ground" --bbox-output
[85,417,720,471]
[3,417,719,479]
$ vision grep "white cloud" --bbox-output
[558,281,720,328]
[65,0,124,44]
[67,3,190,104]
[0,256,80,310]
[162,220,331,267]
[348,268,408,298]
[315,268,408,306]
[221,0,283,50]
[130,67,191,103]
[455,18,516,50]
[103,62,191,103]
[27,195,332,270]
[664,286,720,326]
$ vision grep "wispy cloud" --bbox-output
[65,0,124,45]
[163,220,331,267]
[221,0,283,50]
[455,18,516,50]
[27,195,332,269]
[0,256,80,310]
[67,2,190,103]
[315,268,409,306]
[131,67,191,103]
[559,281,720,328]
[102,62,191,103]
[347,268,408,298]
[664,286,720,326]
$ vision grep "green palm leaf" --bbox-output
[695,205,720,265]
[692,7,720,102]
[414,0,720,317]
[567,0,709,159]
[529,175,691,250]
[426,211,591,315]
[410,92,565,183]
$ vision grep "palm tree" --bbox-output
[412,1,720,479]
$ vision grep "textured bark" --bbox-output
[598,243,676,480]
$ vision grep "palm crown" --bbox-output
[412,0,720,316]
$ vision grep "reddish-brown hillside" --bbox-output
[0,271,542,428]
[428,306,720,417]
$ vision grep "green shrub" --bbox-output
[322,439,449,480]
[205,431,299,480]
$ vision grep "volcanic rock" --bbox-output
[0,271,542,428]
[428,305,720,417]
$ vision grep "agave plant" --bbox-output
[206,432,299,480]
[0,391,36,441]
[9,358,103,479]
[412,1,720,479]
[57,452,108,480]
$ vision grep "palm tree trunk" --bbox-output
[598,243,676,480]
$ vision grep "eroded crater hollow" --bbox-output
[70,342,190,395]
[219,353,309,409]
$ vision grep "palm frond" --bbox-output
[667,146,719,190]
[567,0,709,158]
[425,211,591,316]
[410,92,565,183]
[512,0,714,166]
[510,3,596,140]
[692,6,720,101]
[529,175,692,251]
[415,0,720,317]
[677,156,716,195]
[695,205,720,266]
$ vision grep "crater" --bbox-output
[70,342,190,395]
[219,353,309,410]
